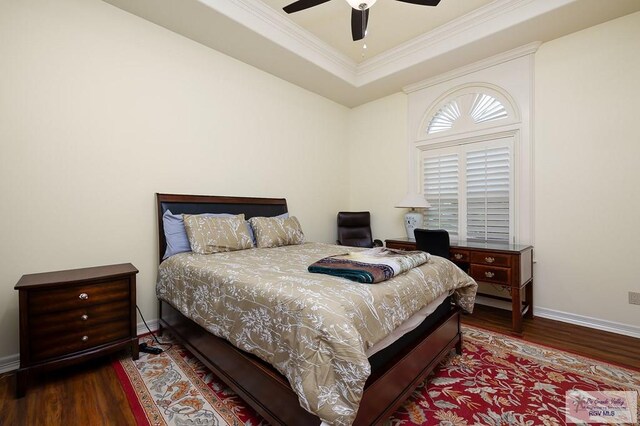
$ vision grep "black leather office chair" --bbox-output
[414,229,450,258]
[337,212,383,248]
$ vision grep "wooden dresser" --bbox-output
[386,238,533,334]
[14,263,139,397]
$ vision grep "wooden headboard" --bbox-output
[156,193,288,263]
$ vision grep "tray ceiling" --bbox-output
[103,0,640,107]
[261,0,495,62]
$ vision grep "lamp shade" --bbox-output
[345,0,377,10]
[395,193,431,209]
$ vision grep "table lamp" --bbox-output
[395,193,431,240]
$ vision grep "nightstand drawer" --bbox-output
[450,249,469,262]
[469,264,511,285]
[29,318,131,362]
[28,279,130,315]
[470,251,512,267]
[29,299,131,337]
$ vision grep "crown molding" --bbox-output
[105,0,639,105]
[356,0,572,85]
[357,0,530,82]
[203,0,358,83]
[222,0,573,87]
[402,41,541,93]
[198,0,575,88]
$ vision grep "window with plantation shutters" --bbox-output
[423,153,459,239]
[466,146,511,242]
[426,93,509,135]
[411,67,534,246]
[421,139,513,243]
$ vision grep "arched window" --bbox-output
[421,87,517,137]
[405,51,535,246]
[427,93,508,134]
[417,86,520,243]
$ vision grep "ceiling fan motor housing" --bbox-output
[345,0,377,10]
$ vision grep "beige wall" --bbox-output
[347,93,408,241]
[1,0,638,363]
[534,11,640,327]
[347,12,640,331]
[0,0,349,359]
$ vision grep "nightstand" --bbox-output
[14,263,139,397]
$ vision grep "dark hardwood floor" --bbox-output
[463,304,640,370]
[0,359,136,426]
[1,305,638,425]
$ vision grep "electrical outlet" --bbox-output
[629,292,640,305]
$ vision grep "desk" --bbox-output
[385,238,534,334]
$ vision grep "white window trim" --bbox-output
[420,134,516,243]
[404,46,535,245]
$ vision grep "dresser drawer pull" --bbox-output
[81,314,88,321]
[485,271,495,278]
[81,335,89,342]
[79,293,89,300]
[485,257,495,263]
[454,253,463,260]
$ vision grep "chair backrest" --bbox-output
[414,229,450,258]
[337,212,374,248]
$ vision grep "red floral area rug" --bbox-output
[114,326,639,426]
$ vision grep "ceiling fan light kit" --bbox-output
[283,0,441,41]
[345,0,376,10]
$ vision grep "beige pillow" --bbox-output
[183,214,253,254]
[249,216,305,248]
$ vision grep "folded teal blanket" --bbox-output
[308,247,430,284]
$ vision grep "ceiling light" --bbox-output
[345,0,377,10]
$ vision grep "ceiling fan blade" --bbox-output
[351,7,369,41]
[283,0,332,14]
[395,0,441,6]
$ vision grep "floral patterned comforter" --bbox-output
[156,242,477,425]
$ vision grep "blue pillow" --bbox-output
[162,210,233,259]
[162,210,290,259]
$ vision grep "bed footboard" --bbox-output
[159,299,460,426]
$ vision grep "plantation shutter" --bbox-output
[466,146,510,242]
[423,153,459,239]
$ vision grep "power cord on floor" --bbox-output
[136,305,173,352]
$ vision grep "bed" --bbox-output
[155,193,477,426]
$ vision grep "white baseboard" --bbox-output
[475,296,640,339]
[137,318,160,336]
[0,354,20,374]
[0,319,161,374]
[535,307,640,339]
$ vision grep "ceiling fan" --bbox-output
[283,0,442,41]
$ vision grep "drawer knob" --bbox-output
[81,335,89,342]
[81,314,88,321]
[454,253,463,260]
[79,293,89,300]
[485,271,495,278]
[485,257,495,263]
